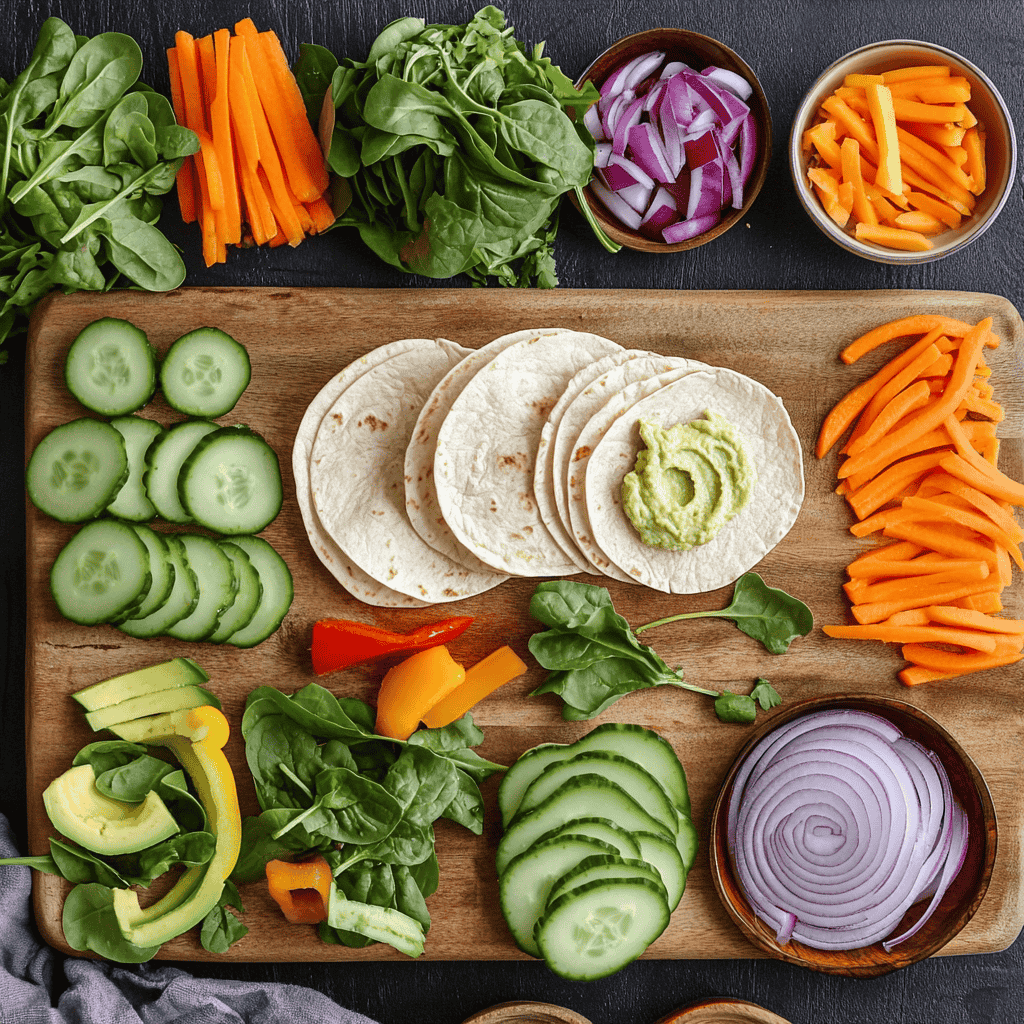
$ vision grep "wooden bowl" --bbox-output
[652,998,794,1024]
[573,29,772,252]
[709,694,997,977]
[789,39,1017,264]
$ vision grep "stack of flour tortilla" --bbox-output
[293,328,805,606]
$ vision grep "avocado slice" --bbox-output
[72,658,209,713]
[42,764,179,856]
[84,685,221,732]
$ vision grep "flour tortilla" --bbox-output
[585,368,804,594]
[533,348,648,574]
[309,339,506,603]
[405,329,563,577]
[293,339,432,608]
[566,366,703,581]
[433,330,624,576]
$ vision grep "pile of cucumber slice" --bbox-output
[29,317,291,647]
[495,723,697,981]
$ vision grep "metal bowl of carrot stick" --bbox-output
[789,40,1016,263]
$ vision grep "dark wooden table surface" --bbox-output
[2,2,1022,1022]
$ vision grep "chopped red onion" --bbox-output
[725,709,968,952]
[590,178,643,230]
[583,48,758,243]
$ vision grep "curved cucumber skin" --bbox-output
[206,541,262,643]
[27,418,128,523]
[160,327,251,418]
[64,317,157,416]
[109,525,174,624]
[496,776,674,877]
[633,831,687,911]
[531,818,642,862]
[499,835,619,957]
[221,535,292,648]
[499,723,690,826]
[545,853,667,910]
[515,751,680,838]
[117,535,197,639]
[50,520,151,625]
[163,534,238,641]
[178,425,283,535]
[107,416,163,522]
[144,419,219,523]
[535,877,670,981]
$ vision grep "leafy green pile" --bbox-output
[0,738,244,961]
[0,17,199,362]
[234,683,504,951]
[528,574,812,722]
[294,5,617,288]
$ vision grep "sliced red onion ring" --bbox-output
[584,50,759,243]
[726,709,968,952]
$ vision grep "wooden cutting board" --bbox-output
[24,287,1024,962]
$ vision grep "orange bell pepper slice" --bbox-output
[266,855,332,924]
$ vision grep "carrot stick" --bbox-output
[882,519,999,565]
[957,592,1004,614]
[238,159,276,245]
[846,563,990,605]
[303,194,336,234]
[233,18,327,202]
[840,315,976,364]
[846,378,934,458]
[924,605,1024,635]
[962,126,987,195]
[939,449,1024,507]
[212,29,241,245]
[196,34,229,257]
[899,651,1022,686]
[905,190,963,228]
[880,66,951,84]
[899,496,1023,565]
[854,222,932,251]
[234,37,305,246]
[847,450,951,520]
[847,556,990,580]
[822,623,998,653]
[838,319,989,480]
[166,47,198,224]
[228,35,260,171]
[864,83,903,194]
[882,609,931,626]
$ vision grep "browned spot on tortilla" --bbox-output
[490,500,498,512]
[498,452,528,470]
[533,397,556,420]
[519,493,535,514]
[572,445,592,462]
[443,588,459,598]
[409,499,419,511]
[330,412,343,424]
[358,415,388,431]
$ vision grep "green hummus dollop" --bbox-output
[621,411,757,551]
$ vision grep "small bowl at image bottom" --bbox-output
[574,28,772,253]
[709,694,996,977]
[790,39,1017,264]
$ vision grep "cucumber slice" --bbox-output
[499,723,690,825]
[221,535,293,648]
[633,831,687,911]
[178,425,282,535]
[50,520,151,625]
[546,853,668,910]
[118,535,197,639]
[499,835,619,957]
[64,317,157,416]
[514,751,680,838]
[26,418,128,523]
[535,877,670,981]
[163,534,237,641]
[109,525,175,624]
[159,327,252,417]
[327,885,424,958]
[496,776,674,876]
[144,419,219,523]
[531,818,642,862]
[106,417,163,521]
[206,541,262,643]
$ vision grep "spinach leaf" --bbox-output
[95,754,175,802]
[200,879,248,953]
[62,883,160,963]
[72,739,148,775]
[634,572,814,654]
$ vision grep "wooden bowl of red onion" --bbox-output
[709,694,996,977]
[573,29,772,252]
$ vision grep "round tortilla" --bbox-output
[309,339,507,603]
[566,366,703,581]
[533,348,646,574]
[585,368,805,594]
[293,339,432,608]
[433,330,624,576]
[405,329,564,577]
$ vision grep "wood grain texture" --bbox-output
[23,287,1023,965]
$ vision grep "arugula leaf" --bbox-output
[634,572,814,654]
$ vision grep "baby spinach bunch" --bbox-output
[0,738,243,962]
[235,683,505,950]
[295,5,617,288]
[0,17,199,362]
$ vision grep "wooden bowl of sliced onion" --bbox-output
[573,29,772,252]
[709,694,996,977]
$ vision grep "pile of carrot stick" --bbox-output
[818,314,1023,685]
[803,65,986,253]
[167,20,333,266]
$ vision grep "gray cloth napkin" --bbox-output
[0,814,381,1024]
